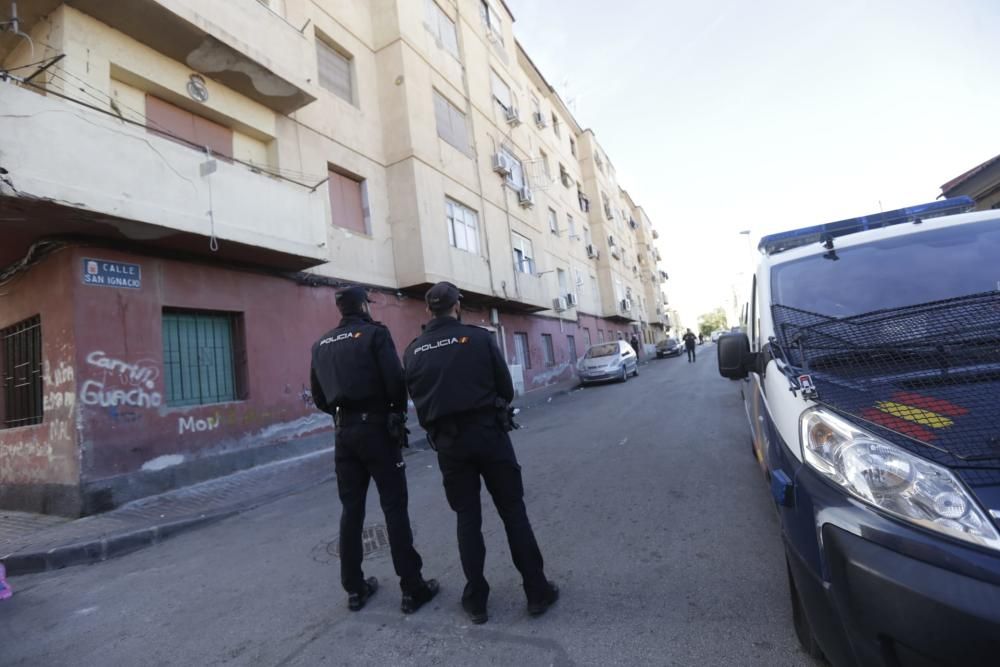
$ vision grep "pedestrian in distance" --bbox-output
[310,286,439,614]
[403,282,558,625]
[629,333,641,357]
[683,328,698,363]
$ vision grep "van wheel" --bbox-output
[787,560,824,660]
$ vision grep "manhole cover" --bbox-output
[311,525,390,563]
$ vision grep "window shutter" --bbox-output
[317,40,353,102]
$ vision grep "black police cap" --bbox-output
[335,285,373,312]
[425,281,463,310]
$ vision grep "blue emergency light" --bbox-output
[758,196,975,256]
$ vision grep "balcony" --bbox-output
[0,82,327,269]
[40,0,317,113]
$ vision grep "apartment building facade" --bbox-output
[0,0,669,515]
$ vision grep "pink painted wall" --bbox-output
[0,252,79,489]
[70,248,332,481]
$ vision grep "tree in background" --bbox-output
[698,307,728,337]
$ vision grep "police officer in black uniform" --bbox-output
[403,282,558,625]
[310,286,438,614]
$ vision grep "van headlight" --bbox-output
[800,407,1000,551]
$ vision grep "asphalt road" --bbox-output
[1,346,822,666]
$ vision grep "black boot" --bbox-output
[462,597,488,625]
[527,582,559,617]
[348,577,378,611]
[401,579,440,614]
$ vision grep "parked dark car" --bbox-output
[655,337,682,358]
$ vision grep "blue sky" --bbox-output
[505,0,1000,327]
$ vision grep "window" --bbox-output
[447,198,479,254]
[595,151,604,173]
[433,90,470,154]
[570,137,577,157]
[426,0,459,57]
[598,329,605,343]
[145,95,233,159]
[541,334,555,367]
[578,187,590,212]
[328,168,369,234]
[551,113,560,137]
[584,227,592,247]
[316,38,354,103]
[162,310,245,407]
[500,146,525,190]
[590,275,599,302]
[1,315,42,429]
[513,332,530,369]
[512,233,535,274]
[567,213,576,240]
[582,328,591,347]
[480,1,504,43]
[557,268,568,296]
[490,69,512,110]
[567,335,577,363]
[559,163,571,188]
[539,149,551,179]
[548,208,559,235]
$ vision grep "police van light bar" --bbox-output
[758,196,975,256]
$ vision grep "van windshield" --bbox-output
[770,219,1000,318]
[585,343,620,359]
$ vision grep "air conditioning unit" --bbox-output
[517,186,534,208]
[533,111,547,128]
[621,298,632,312]
[610,246,621,259]
[505,106,522,126]
[553,296,568,312]
[586,244,598,259]
[491,152,512,176]
[567,293,579,307]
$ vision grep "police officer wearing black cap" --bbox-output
[403,282,558,625]
[310,286,439,614]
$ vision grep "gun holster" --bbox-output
[494,398,521,432]
[387,412,410,448]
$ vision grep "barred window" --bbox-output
[1,315,43,429]
[162,310,246,407]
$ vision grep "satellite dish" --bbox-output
[187,74,209,103]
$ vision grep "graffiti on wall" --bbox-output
[41,359,77,414]
[80,351,162,408]
[178,414,221,435]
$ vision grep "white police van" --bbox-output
[717,197,1000,666]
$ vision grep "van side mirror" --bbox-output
[717,333,758,380]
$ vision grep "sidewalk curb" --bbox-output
[2,472,334,577]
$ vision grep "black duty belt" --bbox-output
[335,410,388,426]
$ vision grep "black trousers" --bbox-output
[433,418,548,606]
[334,422,424,595]
[686,346,696,362]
